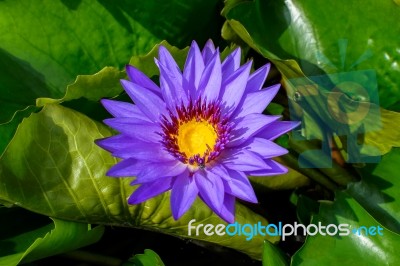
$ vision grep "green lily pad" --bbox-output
[0,104,279,259]
[262,241,288,266]
[123,249,165,266]
[224,0,400,109]
[292,191,400,265]
[0,106,39,156]
[223,0,400,159]
[0,207,104,265]
[250,157,310,191]
[0,0,223,158]
[347,148,400,233]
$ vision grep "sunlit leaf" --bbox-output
[362,109,400,155]
[250,157,310,191]
[36,67,125,107]
[0,104,278,259]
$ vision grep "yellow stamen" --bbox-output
[177,119,217,159]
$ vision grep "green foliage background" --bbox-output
[1,0,399,265]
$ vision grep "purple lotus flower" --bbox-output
[96,40,299,223]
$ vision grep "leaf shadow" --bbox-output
[347,171,400,233]
[0,207,51,256]
[95,0,134,34]
[60,0,82,10]
[96,0,223,47]
[0,48,51,123]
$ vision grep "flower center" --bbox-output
[177,119,217,159]
[160,98,231,168]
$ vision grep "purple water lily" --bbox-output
[96,40,300,223]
